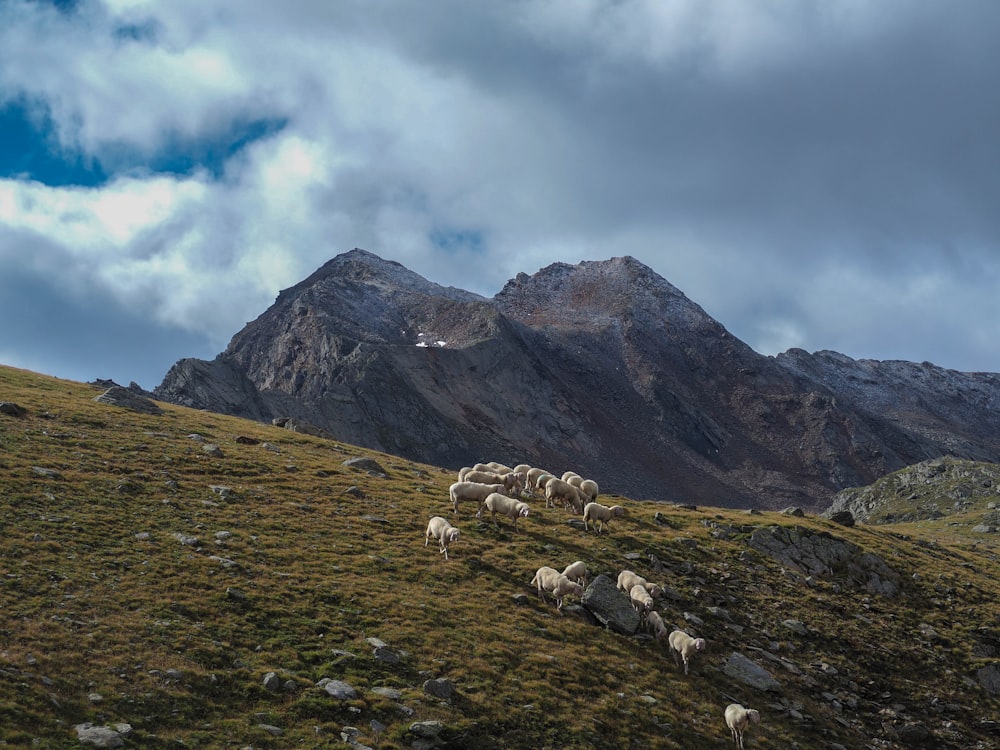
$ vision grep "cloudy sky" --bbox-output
[2,0,998,389]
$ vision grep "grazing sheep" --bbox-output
[545,478,584,514]
[449,481,506,515]
[424,516,460,560]
[464,469,507,486]
[645,610,668,642]
[534,473,556,492]
[485,461,513,474]
[582,502,625,533]
[478,492,530,531]
[561,471,581,482]
[531,566,584,612]
[579,478,599,503]
[629,583,654,614]
[668,629,707,675]
[724,704,760,749]
[561,560,589,587]
[526,467,550,490]
[512,463,532,475]
[567,474,585,489]
[616,569,648,594]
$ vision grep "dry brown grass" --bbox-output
[1,364,999,748]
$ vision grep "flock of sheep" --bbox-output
[423,460,761,748]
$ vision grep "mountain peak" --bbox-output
[494,255,712,331]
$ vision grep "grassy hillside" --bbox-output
[1,365,998,749]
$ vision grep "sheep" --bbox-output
[578,478,599,503]
[724,703,760,749]
[629,583,654,614]
[512,463,532,475]
[534,473,556,492]
[485,461,513,474]
[478,492,530,531]
[545,478,584,514]
[424,516,460,560]
[616,570,664,599]
[561,560,589,587]
[645,610,668,642]
[561,471,581,482]
[668,629,707,675]
[457,466,474,482]
[616,569,647,594]
[525,467,550,490]
[582,502,625,533]
[464,469,507,486]
[531,566,584,612]
[567,474,585,489]
[449,481,506,515]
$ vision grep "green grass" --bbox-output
[0,365,998,748]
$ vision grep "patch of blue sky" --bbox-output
[429,227,487,255]
[0,99,106,186]
[103,116,290,180]
[0,99,288,186]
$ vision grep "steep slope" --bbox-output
[3,365,1000,749]
[154,249,1000,512]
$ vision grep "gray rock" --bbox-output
[782,619,809,636]
[32,466,62,479]
[748,525,901,597]
[93,386,164,415]
[580,574,640,635]
[977,664,1000,695]
[423,678,455,701]
[0,401,26,417]
[343,457,387,474]
[74,723,126,749]
[263,671,282,692]
[202,443,224,457]
[408,720,445,739]
[828,510,855,527]
[723,652,781,692]
[319,678,358,700]
[371,686,402,700]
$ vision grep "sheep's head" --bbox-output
[519,506,530,517]
[747,709,760,724]
[448,529,460,542]
[694,638,707,651]
[611,506,626,518]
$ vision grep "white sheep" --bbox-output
[668,629,707,675]
[561,470,581,482]
[534,473,555,492]
[449,481,506,515]
[424,516,460,560]
[582,502,625,533]
[485,461,513,474]
[616,570,663,599]
[579,478,599,503]
[724,703,760,749]
[526,467,550,491]
[545,477,584,514]
[478,492,530,531]
[457,466,474,482]
[645,610,668,642]
[561,560,589,587]
[629,583,654,614]
[512,463,532,475]
[531,566,584,612]
[616,569,647,594]
[463,469,507,486]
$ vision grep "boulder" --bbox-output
[580,574,640,635]
[93,386,164,415]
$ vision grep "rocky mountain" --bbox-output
[153,249,1000,511]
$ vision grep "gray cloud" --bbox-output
[0,0,997,387]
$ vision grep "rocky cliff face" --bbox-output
[154,249,1000,511]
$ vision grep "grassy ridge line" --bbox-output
[0,365,997,749]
